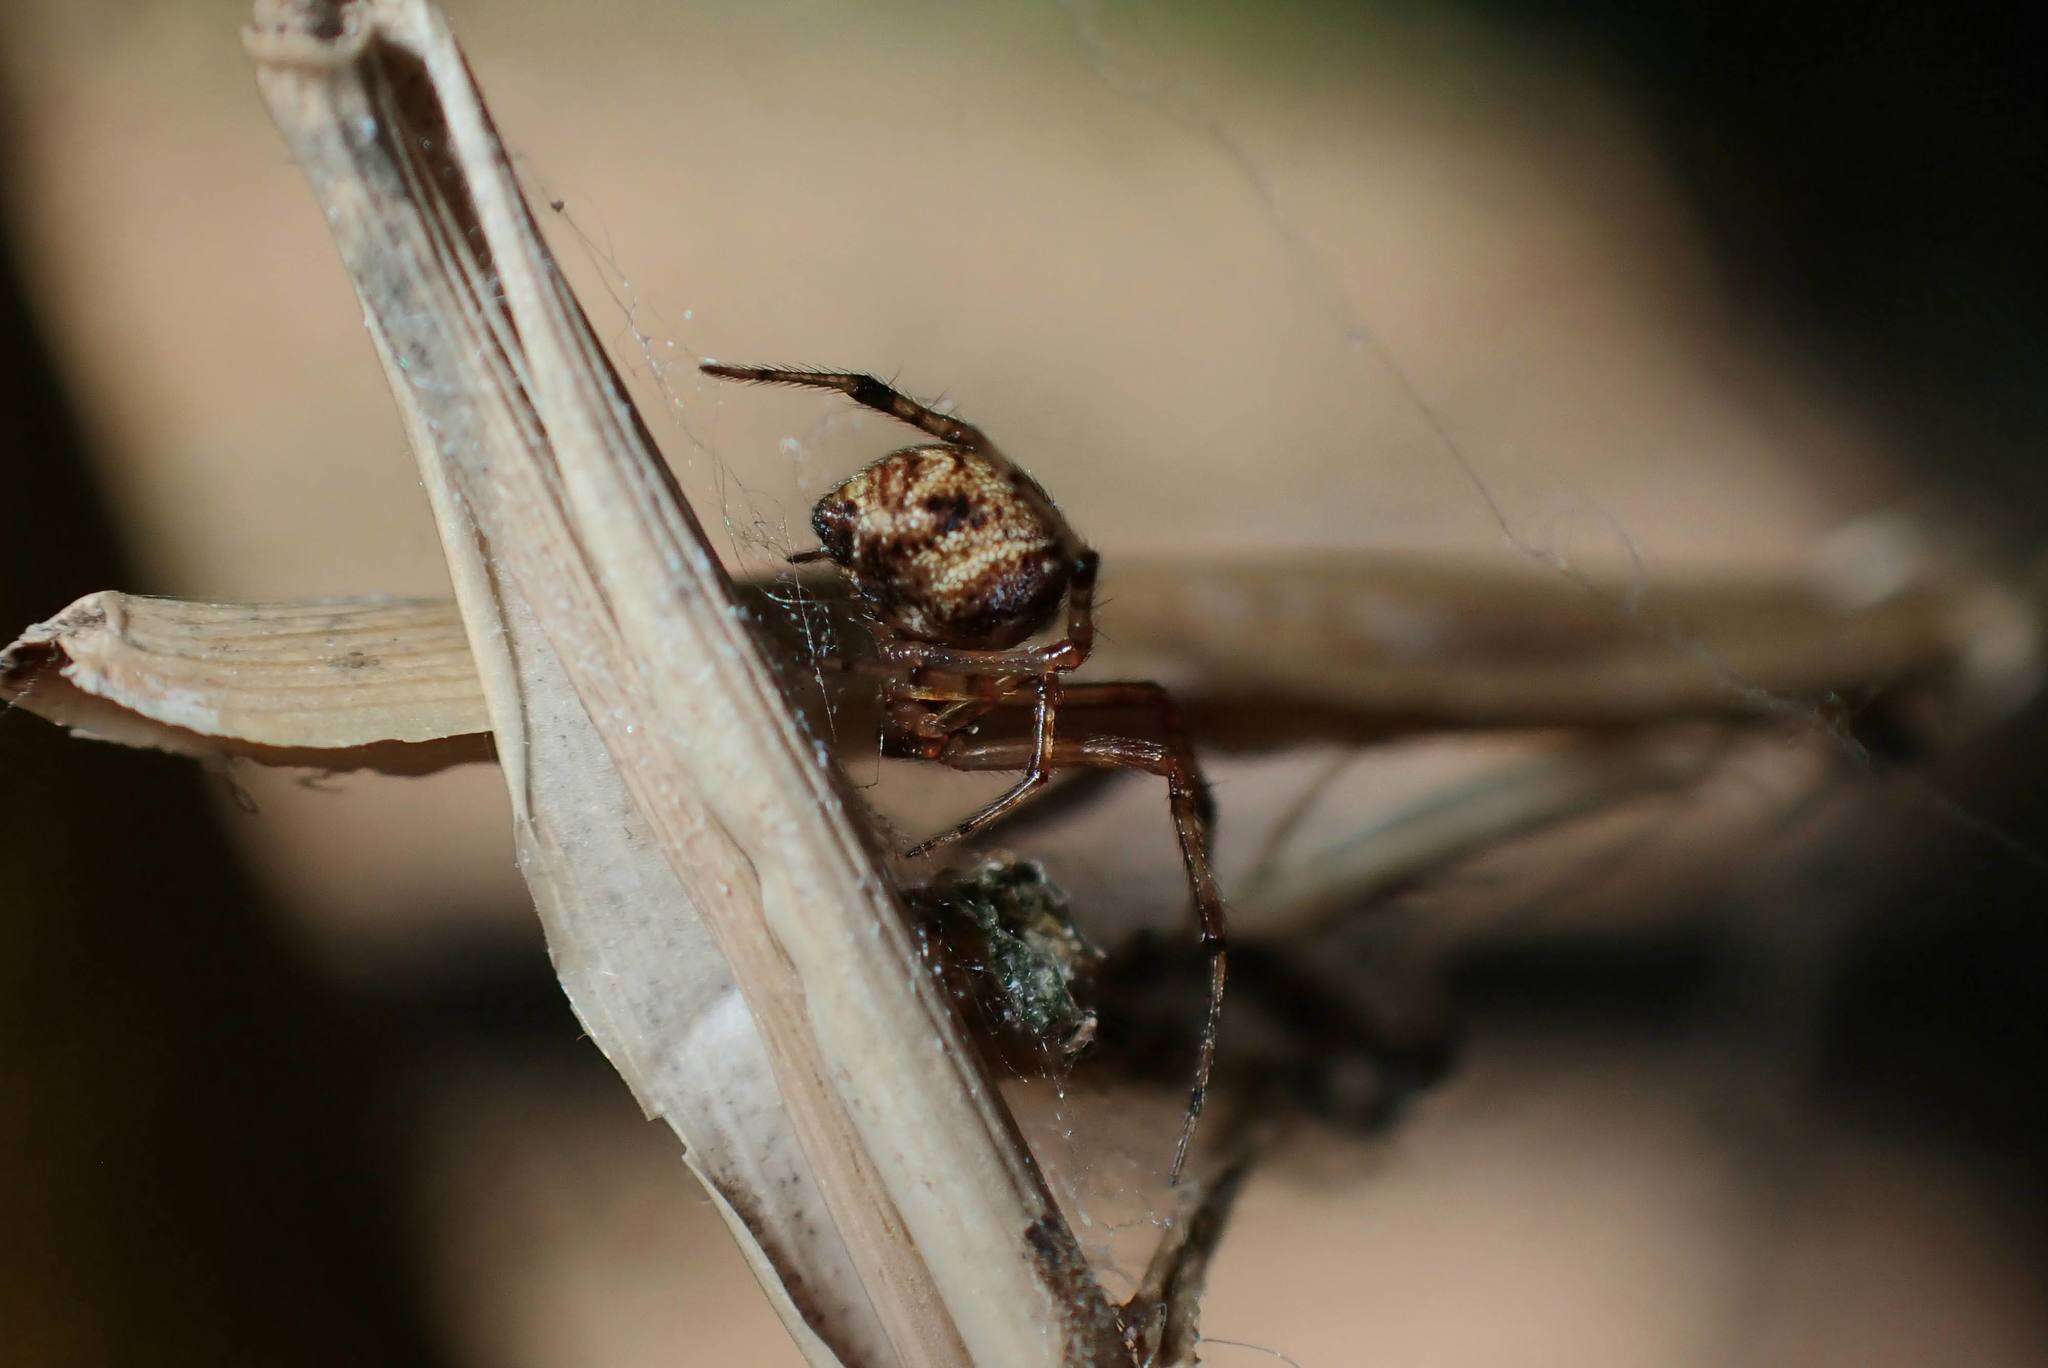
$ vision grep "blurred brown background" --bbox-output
[3,1,2046,1364]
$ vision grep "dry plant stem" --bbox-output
[1240,736,1722,934]
[0,593,489,771]
[1095,554,2039,728]
[244,3,1124,1365]
[9,547,2027,769]
[1122,1157,1255,1367]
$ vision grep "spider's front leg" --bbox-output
[700,364,990,450]
[881,651,1067,853]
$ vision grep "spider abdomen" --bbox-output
[812,445,1072,648]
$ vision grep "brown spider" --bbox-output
[702,362,1227,1182]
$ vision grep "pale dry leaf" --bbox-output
[1,592,487,772]
[243,1,1122,1363]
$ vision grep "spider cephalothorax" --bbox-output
[703,361,1226,1183]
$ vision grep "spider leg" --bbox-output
[700,364,990,450]
[914,697,997,740]
[890,676,1213,850]
[1060,682,1217,830]
[886,679,1010,741]
[899,674,1062,858]
[924,706,1227,1184]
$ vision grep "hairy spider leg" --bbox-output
[700,365,990,451]
[889,679,1215,840]
[885,673,1019,740]
[896,673,1064,859]
[897,685,1228,1184]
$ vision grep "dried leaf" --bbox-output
[242,1,1122,1363]
[10,552,2030,768]
[1,592,487,772]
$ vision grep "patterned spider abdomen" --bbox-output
[811,445,1072,648]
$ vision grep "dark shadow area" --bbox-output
[1424,0,2048,1244]
[0,62,452,1367]
[1480,0,2048,530]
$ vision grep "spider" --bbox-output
[702,362,1228,1183]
